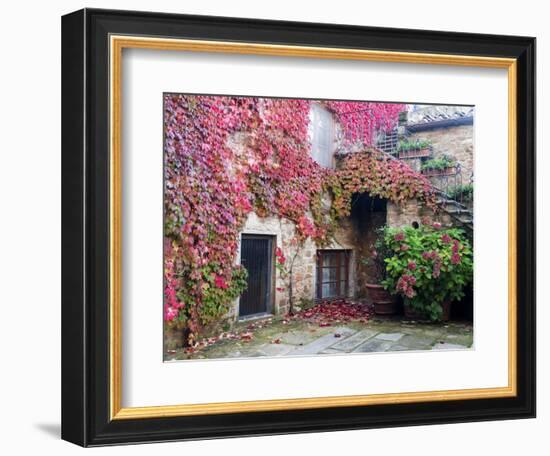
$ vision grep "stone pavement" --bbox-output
[165,317,473,361]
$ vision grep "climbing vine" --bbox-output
[163,94,435,343]
[332,149,437,218]
[326,101,404,146]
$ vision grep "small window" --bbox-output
[311,104,335,168]
[316,250,350,299]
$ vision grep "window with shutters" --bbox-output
[311,104,336,168]
[316,250,350,299]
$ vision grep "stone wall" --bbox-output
[408,124,474,184]
[234,212,361,318]
[225,109,364,321]
[164,326,184,352]
[353,211,386,298]
[387,200,451,229]
[386,123,473,228]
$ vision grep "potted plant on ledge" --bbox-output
[381,222,473,321]
[396,138,432,159]
[448,183,474,206]
[421,154,458,177]
[363,227,398,315]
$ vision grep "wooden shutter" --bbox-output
[311,104,335,168]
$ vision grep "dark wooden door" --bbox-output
[239,235,273,317]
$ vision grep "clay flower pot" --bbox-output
[398,148,431,159]
[422,166,457,177]
[365,283,398,316]
[403,302,425,320]
[441,299,452,322]
[404,300,452,321]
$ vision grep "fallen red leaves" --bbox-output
[181,300,373,354]
[291,299,373,327]
[183,318,273,353]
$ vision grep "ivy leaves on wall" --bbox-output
[163,94,434,340]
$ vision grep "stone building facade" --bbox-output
[385,105,474,227]
[407,124,473,184]
[229,103,473,322]
[404,105,474,187]
[235,212,359,316]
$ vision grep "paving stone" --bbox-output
[375,332,404,342]
[280,331,317,346]
[419,329,444,338]
[255,343,295,357]
[387,345,411,352]
[397,334,435,349]
[224,351,244,358]
[353,338,393,353]
[330,329,379,351]
[290,327,355,355]
[243,352,265,358]
[443,334,473,347]
[432,342,469,350]
[171,314,474,360]
[319,348,344,355]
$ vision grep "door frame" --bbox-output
[237,233,276,319]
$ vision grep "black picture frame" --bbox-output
[62,8,536,447]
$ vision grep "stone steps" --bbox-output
[373,145,474,233]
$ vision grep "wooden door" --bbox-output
[239,235,273,317]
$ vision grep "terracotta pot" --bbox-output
[404,300,452,321]
[365,283,390,302]
[422,166,457,177]
[441,299,452,322]
[403,303,425,320]
[374,300,398,315]
[422,168,439,177]
[365,283,398,316]
[398,148,431,159]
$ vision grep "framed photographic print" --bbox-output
[61,8,536,447]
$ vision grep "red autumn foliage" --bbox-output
[291,300,374,326]
[163,94,433,341]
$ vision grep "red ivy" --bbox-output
[163,95,434,339]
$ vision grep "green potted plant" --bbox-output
[363,227,398,315]
[421,154,457,176]
[447,183,474,204]
[381,223,473,321]
[396,138,432,159]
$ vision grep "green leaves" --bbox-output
[447,183,474,202]
[381,223,473,321]
[421,154,457,171]
[397,138,432,152]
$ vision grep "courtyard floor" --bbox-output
[165,311,473,361]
